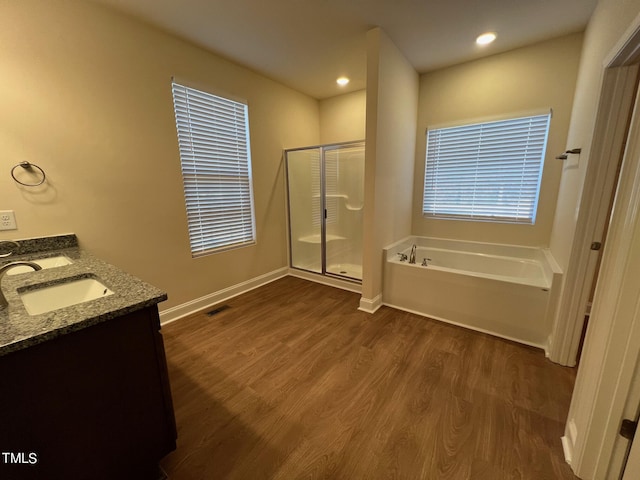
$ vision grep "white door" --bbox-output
[623,433,640,479]
[565,57,640,479]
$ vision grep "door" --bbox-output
[566,62,640,479]
[623,429,640,479]
[323,142,365,280]
[285,146,323,274]
[285,141,365,281]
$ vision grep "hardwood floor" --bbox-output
[159,277,578,479]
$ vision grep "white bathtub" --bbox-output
[383,237,562,350]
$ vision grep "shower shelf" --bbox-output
[323,194,364,211]
[298,234,346,244]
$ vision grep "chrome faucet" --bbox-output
[0,240,20,258]
[0,261,42,309]
[409,244,417,264]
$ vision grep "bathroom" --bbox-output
[3,0,640,478]
[0,0,579,325]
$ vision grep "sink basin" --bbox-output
[20,278,114,315]
[7,255,73,275]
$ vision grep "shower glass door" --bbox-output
[285,141,364,281]
[286,147,323,274]
[324,143,364,280]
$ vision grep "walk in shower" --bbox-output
[285,141,364,282]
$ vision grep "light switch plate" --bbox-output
[0,210,17,230]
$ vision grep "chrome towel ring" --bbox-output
[11,161,46,187]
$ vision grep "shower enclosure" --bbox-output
[285,141,364,282]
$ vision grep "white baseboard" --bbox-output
[562,435,574,466]
[159,267,288,325]
[561,419,577,467]
[543,334,552,359]
[359,294,382,313]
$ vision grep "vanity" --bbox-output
[0,235,176,480]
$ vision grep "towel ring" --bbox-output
[0,240,20,258]
[11,161,46,187]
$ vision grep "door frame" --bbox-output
[560,15,640,478]
[548,64,638,367]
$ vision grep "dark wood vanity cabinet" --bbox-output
[0,307,176,480]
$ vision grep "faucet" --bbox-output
[409,244,417,264]
[0,261,42,309]
[0,240,20,258]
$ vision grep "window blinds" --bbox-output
[171,82,256,257]
[423,113,550,224]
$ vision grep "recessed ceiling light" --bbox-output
[476,32,497,45]
[336,77,350,86]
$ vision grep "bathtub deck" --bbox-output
[160,276,578,480]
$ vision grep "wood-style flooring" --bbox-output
[159,276,578,480]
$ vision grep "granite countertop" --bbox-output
[0,234,167,357]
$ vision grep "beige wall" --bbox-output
[319,90,366,144]
[362,28,418,301]
[0,0,319,310]
[413,33,583,247]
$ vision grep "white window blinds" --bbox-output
[423,113,551,224]
[171,82,256,257]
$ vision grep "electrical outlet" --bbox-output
[0,210,17,231]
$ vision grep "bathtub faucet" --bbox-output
[409,244,417,264]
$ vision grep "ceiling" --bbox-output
[89,0,598,99]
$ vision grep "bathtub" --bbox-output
[383,237,562,350]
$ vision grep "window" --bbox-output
[171,81,256,257]
[423,113,551,224]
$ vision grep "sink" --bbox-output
[20,278,114,315]
[7,255,73,275]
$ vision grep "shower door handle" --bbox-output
[324,209,327,219]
